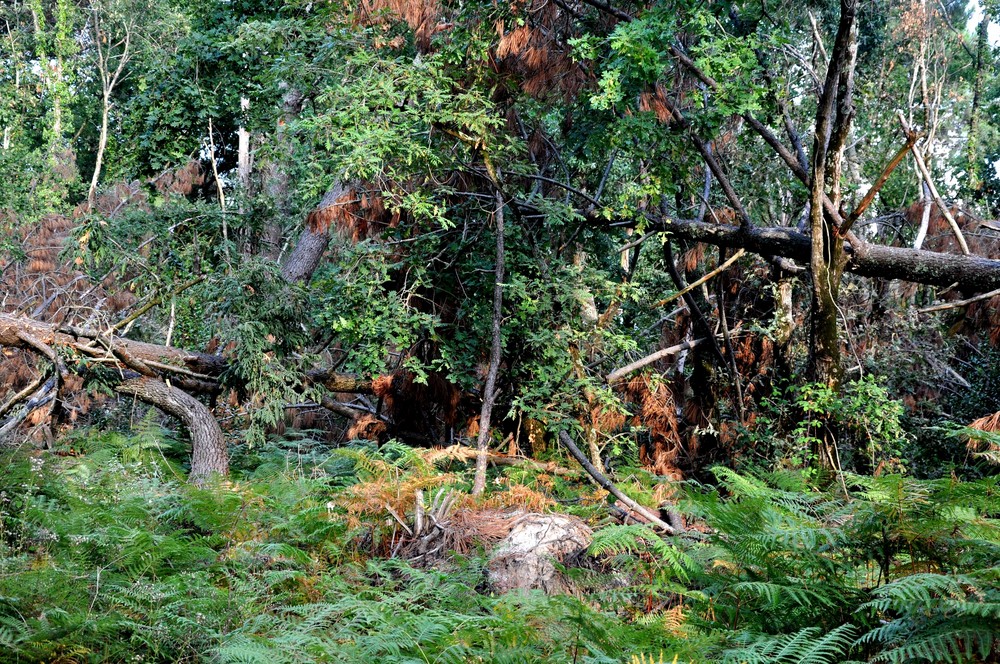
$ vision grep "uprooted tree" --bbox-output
[2,0,1000,484]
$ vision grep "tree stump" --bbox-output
[486,513,592,594]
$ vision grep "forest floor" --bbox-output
[1,423,998,663]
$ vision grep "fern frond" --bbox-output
[722,624,856,664]
[589,524,695,581]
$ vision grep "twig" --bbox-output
[595,149,618,202]
[716,248,745,422]
[16,331,65,376]
[507,172,603,210]
[113,275,205,332]
[0,377,56,440]
[663,242,729,368]
[691,136,752,230]
[934,0,976,59]
[917,287,1000,313]
[619,232,654,253]
[578,0,632,21]
[808,11,829,64]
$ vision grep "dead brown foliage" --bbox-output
[359,0,443,51]
[599,374,684,479]
[307,186,398,242]
[965,411,1000,461]
[638,84,681,124]
[482,483,557,512]
[150,161,206,197]
[495,1,589,98]
[969,411,1000,433]
[347,414,388,441]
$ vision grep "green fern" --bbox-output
[721,624,857,664]
[589,524,695,582]
[857,571,1000,663]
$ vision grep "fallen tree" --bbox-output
[0,312,373,477]
[655,217,1000,292]
[5,200,1000,479]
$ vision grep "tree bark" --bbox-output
[653,219,1000,292]
[966,12,990,195]
[116,376,228,481]
[472,193,506,496]
[280,182,352,284]
[281,226,331,284]
[238,97,252,189]
[806,0,856,388]
[262,86,306,260]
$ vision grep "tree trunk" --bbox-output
[966,12,990,196]
[87,91,111,209]
[806,0,856,388]
[262,86,305,260]
[281,227,331,284]
[654,218,1000,291]
[280,182,352,284]
[116,376,228,481]
[472,193,506,496]
[238,97,252,189]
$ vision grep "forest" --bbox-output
[1,0,1000,661]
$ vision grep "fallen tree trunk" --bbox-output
[659,218,1000,292]
[0,312,373,479]
[0,313,226,378]
[0,313,370,392]
[116,376,228,480]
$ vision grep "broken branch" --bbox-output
[917,287,1000,314]
[898,111,971,255]
[607,339,706,383]
[653,248,746,309]
[558,431,677,534]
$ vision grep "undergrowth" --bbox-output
[0,425,998,663]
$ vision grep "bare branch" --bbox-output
[558,431,677,534]
[841,133,918,235]
[652,248,746,309]
[917,287,1000,314]
[606,338,705,383]
[898,111,971,255]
